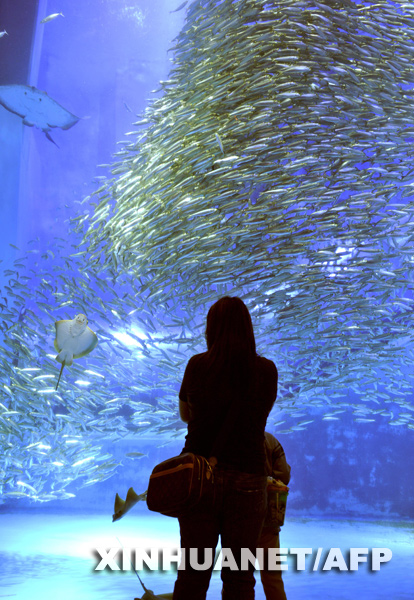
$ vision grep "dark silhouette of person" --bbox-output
[259,432,291,600]
[173,296,278,600]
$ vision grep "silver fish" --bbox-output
[40,12,64,24]
[3,0,414,505]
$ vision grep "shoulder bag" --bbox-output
[146,398,238,518]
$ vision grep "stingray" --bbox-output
[136,587,173,600]
[54,314,98,389]
[112,486,147,522]
[133,565,173,599]
[0,84,79,146]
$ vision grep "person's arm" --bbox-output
[178,358,192,423]
[179,399,190,423]
[272,441,291,485]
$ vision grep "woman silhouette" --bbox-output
[173,296,278,600]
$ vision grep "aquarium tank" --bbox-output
[0,0,413,598]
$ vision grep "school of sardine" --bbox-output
[2,0,414,503]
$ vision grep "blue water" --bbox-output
[0,0,187,252]
[0,2,414,597]
[1,512,412,599]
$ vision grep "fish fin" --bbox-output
[60,116,80,130]
[112,488,141,522]
[72,327,98,358]
[0,104,24,119]
[55,320,72,351]
[114,493,126,514]
[22,118,35,127]
[125,487,141,509]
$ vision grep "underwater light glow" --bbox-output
[336,246,355,262]
[112,331,143,348]
[16,481,38,493]
[84,369,105,379]
[72,457,95,467]
[112,325,149,348]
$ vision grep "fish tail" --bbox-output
[56,360,65,390]
[45,131,59,148]
[116,536,147,591]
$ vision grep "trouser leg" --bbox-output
[173,497,219,600]
[259,529,287,600]
[219,472,267,600]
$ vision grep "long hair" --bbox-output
[205,296,256,390]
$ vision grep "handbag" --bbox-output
[146,398,239,518]
[146,452,214,518]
